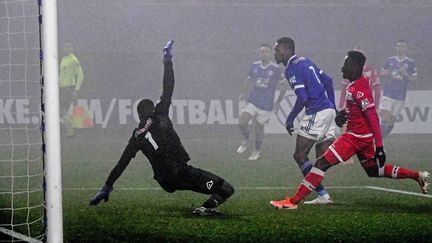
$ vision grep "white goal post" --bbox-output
[0,0,63,242]
[41,0,63,242]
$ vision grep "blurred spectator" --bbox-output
[59,42,84,137]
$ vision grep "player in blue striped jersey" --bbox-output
[274,37,336,204]
[237,43,288,160]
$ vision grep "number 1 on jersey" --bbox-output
[145,132,159,150]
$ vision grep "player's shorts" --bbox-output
[324,132,375,165]
[158,165,225,194]
[379,96,405,117]
[241,102,272,125]
[298,108,336,143]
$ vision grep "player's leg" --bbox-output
[301,138,336,204]
[270,133,358,209]
[297,109,335,203]
[358,145,429,194]
[379,97,397,138]
[59,86,74,136]
[294,135,328,196]
[175,165,234,215]
[237,104,254,154]
[379,110,395,138]
[337,125,354,164]
[294,113,318,178]
[249,123,264,160]
[248,108,271,160]
[270,155,334,209]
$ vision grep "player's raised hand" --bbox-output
[90,185,113,206]
[163,40,174,64]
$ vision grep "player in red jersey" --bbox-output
[338,48,380,164]
[338,48,380,109]
[270,50,429,209]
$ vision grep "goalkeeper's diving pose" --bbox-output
[90,41,234,216]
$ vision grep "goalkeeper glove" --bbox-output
[374,146,386,167]
[335,109,348,127]
[163,40,174,64]
[90,185,113,206]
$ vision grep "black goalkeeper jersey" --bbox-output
[105,62,190,185]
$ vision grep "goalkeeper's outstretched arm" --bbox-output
[90,140,139,206]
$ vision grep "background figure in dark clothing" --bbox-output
[90,41,234,216]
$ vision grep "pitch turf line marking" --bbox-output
[365,186,432,198]
[64,186,364,191]
[65,186,432,198]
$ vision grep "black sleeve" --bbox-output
[105,137,140,187]
[154,62,174,117]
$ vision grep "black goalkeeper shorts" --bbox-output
[158,165,225,194]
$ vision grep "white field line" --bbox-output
[64,186,364,191]
[65,186,432,198]
[365,186,432,198]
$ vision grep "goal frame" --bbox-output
[41,0,63,242]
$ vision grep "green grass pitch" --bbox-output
[57,129,432,242]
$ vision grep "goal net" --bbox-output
[0,0,45,242]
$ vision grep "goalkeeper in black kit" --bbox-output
[90,41,234,215]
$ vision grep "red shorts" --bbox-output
[324,132,375,165]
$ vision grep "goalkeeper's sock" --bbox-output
[300,161,328,196]
[240,125,250,140]
[383,164,417,179]
[203,181,234,208]
[203,194,223,208]
[291,167,325,204]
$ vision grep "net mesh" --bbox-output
[0,0,44,241]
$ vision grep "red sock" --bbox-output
[383,164,417,179]
[291,167,325,204]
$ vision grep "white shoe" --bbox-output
[248,151,261,160]
[303,193,333,205]
[417,171,429,194]
[237,140,250,154]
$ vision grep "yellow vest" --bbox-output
[59,53,84,90]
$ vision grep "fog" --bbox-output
[55,1,431,135]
